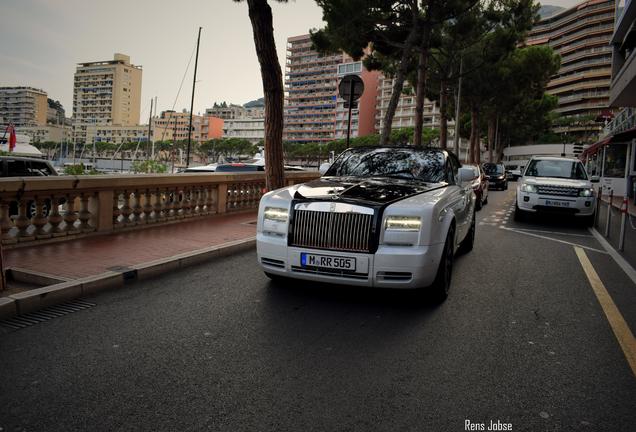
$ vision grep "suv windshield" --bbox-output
[524,159,588,180]
[483,163,504,175]
[325,148,446,182]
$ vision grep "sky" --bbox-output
[1,0,583,120]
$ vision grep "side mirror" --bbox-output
[319,162,331,175]
[458,167,475,185]
[591,175,600,183]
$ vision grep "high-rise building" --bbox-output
[223,118,265,144]
[375,78,441,134]
[284,34,348,144]
[0,86,48,128]
[526,0,616,139]
[72,53,142,145]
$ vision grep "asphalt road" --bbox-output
[1,187,636,432]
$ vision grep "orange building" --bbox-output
[203,116,224,140]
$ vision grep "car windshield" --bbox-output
[483,164,504,175]
[325,148,446,182]
[524,159,588,180]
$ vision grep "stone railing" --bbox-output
[0,171,319,248]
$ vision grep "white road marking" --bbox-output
[589,227,636,286]
[512,228,593,238]
[500,226,607,254]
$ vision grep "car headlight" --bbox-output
[579,188,594,197]
[498,175,505,180]
[263,206,288,222]
[520,183,537,193]
[385,216,421,232]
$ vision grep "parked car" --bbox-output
[0,156,58,218]
[482,162,508,190]
[182,163,218,173]
[467,164,488,210]
[0,156,58,177]
[514,156,598,225]
[505,164,522,181]
[256,146,477,302]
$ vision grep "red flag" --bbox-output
[7,124,16,152]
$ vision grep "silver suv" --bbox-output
[515,156,599,224]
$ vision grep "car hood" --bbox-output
[292,176,445,205]
[522,177,590,188]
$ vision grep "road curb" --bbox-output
[1,237,256,320]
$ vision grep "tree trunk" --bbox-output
[413,25,432,148]
[246,0,285,190]
[469,107,479,164]
[439,80,448,149]
[379,1,420,146]
[487,116,495,163]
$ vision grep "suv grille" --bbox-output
[291,209,373,253]
[536,185,579,197]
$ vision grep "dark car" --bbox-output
[482,162,508,190]
[0,156,58,177]
[215,163,265,172]
[0,156,58,218]
[467,164,488,210]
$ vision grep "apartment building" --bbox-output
[375,77,442,134]
[223,118,265,144]
[72,53,142,144]
[152,110,205,143]
[205,104,248,120]
[0,86,48,128]
[284,34,349,144]
[86,124,149,146]
[526,0,616,139]
[17,124,72,144]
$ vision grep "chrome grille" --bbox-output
[536,185,579,197]
[291,209,374,253]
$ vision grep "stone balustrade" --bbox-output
[0,171,319,248]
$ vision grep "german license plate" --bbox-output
[301,253,356,271]
[545,199,569,207]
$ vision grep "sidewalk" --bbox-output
[601,195,636,216]
[4,211,258,282]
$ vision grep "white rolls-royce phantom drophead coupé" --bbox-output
[256,146,477,302]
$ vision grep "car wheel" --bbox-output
[458,213,475,255]
[514,202,525,222]
[475,196,482,211]
[504,182,508,191]
[483,194,488,205]
[430,226,455,303]
[27,200,51,219]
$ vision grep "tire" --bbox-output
[430,226,455,303]
[504,182,508,191]
[458,213,475,255]
[483,194,488,205]
[475,196,482,211]
[514,202,525,222]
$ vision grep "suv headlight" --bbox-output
[579,188,594,197]
[385,216,421,232]
[263,206,288,222]
[520,183,537,193]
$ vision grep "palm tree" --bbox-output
[235,0,286,190]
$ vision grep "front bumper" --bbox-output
[257,234,445,289]
[488,178,507,188]
[516,193,595,216]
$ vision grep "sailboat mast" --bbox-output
[186,27,202,169]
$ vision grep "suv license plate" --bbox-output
[301,253,356,271]
[545,199,569,207]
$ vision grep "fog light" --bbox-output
[585,201,591,207]
[523,196,530,202]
